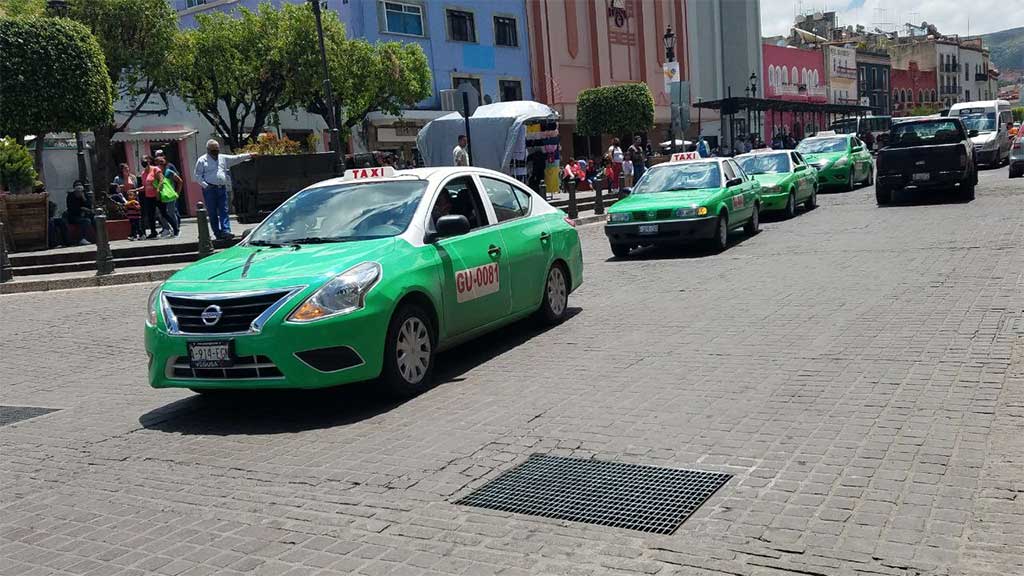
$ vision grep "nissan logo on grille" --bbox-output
[200,305,223,326]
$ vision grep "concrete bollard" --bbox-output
[196,202,214,258]
[94,208,115,276]
[0,221,13,283]
[565,179,578,220]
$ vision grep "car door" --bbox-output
[477,175,550,315]
[431,176,512,337]
[791,152,811,200]
[725,160,756,221]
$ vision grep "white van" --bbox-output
[949,100,1014,166]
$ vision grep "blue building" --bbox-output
[172,0,533,157]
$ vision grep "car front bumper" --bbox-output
[877,169,969,191]
[145,304,388,390]
[974,148,1000,166]
[605,217,718,245]
[759,191,790,211]
[813,164,851,187]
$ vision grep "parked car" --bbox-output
[604,155,761,257]
[735,150,818,218]
[948,100,1014,167]
[796,134,874,190]
[1009,133,1024,179]
[875,117,977,205]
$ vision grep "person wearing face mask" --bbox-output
[193,139,254,240]
[65,180,95,245]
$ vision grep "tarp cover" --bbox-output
[416,101,558,172]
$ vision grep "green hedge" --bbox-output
[0,137,37,192]
[1013,107,1024,123]
[0,16,113,137]
[576,83,655,137]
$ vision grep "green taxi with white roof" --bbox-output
[735,149,818,218]
[604,153,762,257]
[145,166,583,398]
[796,133,874,190]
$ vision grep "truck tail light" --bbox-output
[1013,140,1022,151]
[959,151,968,168]
[564,217,577,227]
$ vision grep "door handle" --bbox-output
[539,232,551,241]
[488,245,502,257]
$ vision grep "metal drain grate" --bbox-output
[455,454,731,534]
[0,406,60,427]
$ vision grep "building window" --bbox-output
[185,0,206,7]
[383,2,424,36]
[499,79,522,101]
[965,89,970,101]
[453,76,482,104]
[447,9,476,42]
[965,63,969,81]
[494,16,518,47]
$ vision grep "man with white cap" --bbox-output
[192,139,254,240]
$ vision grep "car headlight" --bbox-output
[981,140,999,150]
[608,212,632,223]
[833,157,849,168]
[810,159,829,169]
[765,185,782,194]
[146,284,161,327]
[673,207,696,217]
[288,262,381,322]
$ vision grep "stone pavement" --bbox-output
[1,168,1022,575]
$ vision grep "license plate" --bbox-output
[912,172,930,182]
[638,224,659,235]
[188,341,234,368]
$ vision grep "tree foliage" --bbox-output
[0,17,112,137]
[1014,107,1024,123]
[576,83,655,137]
[0,137,37,192]
[170,4,319,150]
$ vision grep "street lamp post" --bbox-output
[663,26,676,154]
[749,72,759,144]
[307,0,344,174]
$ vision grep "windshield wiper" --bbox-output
[248,240,284,247]
[290,236,363,244]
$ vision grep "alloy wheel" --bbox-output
[546,266,567,317]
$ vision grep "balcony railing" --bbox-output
[975,73,988,82]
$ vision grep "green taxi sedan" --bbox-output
[604,155,761,257]
[145,166,583,397]
[735,149,818,218]
[796,133,874,190]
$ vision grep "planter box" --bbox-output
[106,219,130,241]
[0,193,49,252]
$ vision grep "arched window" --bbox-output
[919,90,924,103]
[791,66,798,85]
[782,67,789,85]
[930,90,936,102]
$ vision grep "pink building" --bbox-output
[762,43,827,140]
[527,0,692,157]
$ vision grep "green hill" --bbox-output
[983,26,1024,72]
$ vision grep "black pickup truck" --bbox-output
[875,117,978,205]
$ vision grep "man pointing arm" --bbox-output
[193,139,253,240]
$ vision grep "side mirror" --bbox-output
[969,129,979,138]
[794,165,807,172]
[240,228,252,240]
[434,215,471,240]
[852,145,863,152]
[620,187,632,196]
[726,178,743,187]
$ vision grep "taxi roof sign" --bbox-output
[343,166,396,180]
[670,152,700,162]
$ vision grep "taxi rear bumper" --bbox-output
[605,217,718,245]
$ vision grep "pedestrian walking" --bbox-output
[607,138,624,189]
[622,158,633,188]
[156,156,181,237]
[139,156,164,239]
[193,139,253,240]
[627,136,646,184]
[453,135,470,167]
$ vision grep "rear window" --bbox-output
[889,121,964,147]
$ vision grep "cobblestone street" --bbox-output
[2,169,1022,576]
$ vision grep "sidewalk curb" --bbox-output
[572,214,607,227]
[0,268,180,295]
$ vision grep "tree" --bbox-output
[576,83,655,137]
[0,137,37,192]
[303,39,433,134]
[171,4,316,150]
[66,0,178,200]
[0,17,112,183]
[1014,107,1024,123]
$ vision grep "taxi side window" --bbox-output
[728,159,748,181]
[433,177,487,230]
[480,177,528,222]
[721,160,738,183]
[791,152,804,166]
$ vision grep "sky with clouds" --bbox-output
[759,0,1024,39]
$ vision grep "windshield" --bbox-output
[960,113,997,133]
[633,162,722,193]
[831,119,857,134]
[889,120,964,147]
[797,138,848,154]
[248,180,427,244]
[736,153,791,175]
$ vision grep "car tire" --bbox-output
[744,204,760,236]
[866,167,874,186]
[846,168,856,191]
[710,213,729,253]
[537,263,569,325]
[784,191,797,219]
[610,243,631,259]
[380,304,435,399]
[1010,167,1022,179]
[959,181,976,202]
[804,186,818,210]
[875,185,892,206]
